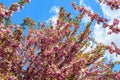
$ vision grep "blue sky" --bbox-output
[2,0,120,71]
[1,0,79,24]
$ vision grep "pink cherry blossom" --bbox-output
[0,0,120,80]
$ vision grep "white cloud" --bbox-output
[93,23,120,62]
[79,0,92,10]
[93,23,120,48]
[82,14,91,25]
[93,0,120,62]
[47,6,59,27]
[79,0,84,6]
[79,0,120,62]
[47,15,58,27]
[79,0,92,25]
[98,2,120,19]
[50,6,59,14]
[104,51,120,62]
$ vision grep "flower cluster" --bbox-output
[26,0,31,3]
[0,0,120,80]
[0,0,30,20]
[72,2,120,34]
[0,24,24,79]
[107,42,120,55]
[99,0,120,10]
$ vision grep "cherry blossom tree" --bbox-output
[0,0,120,80]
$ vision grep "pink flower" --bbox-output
[113,19,119,26]
[116,49,120,54]
[103,23,108,28]
[115,73,120,80]
[99,0,120,10]
[26,0,31,3]
[72,2,78,10]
